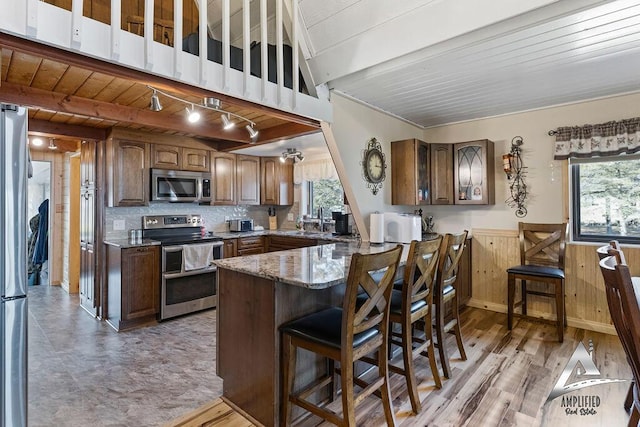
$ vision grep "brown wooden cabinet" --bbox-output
[265,235,317,252]
[223,238,238,258]
[152,145,209,172]
[236,155,260,205]
[454,139,495,205]
[107,138,149,206]
[391,139,431,205]
[237,236,265,256]
[106,245,160,331]
[260,157,293,205]
[211,152,236,205]
[430,143,454,205]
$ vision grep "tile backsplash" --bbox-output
[105,202,295,239]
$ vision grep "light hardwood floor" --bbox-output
[169,308,633,427]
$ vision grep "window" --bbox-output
[571,156,640,243]
[307,179,344,216]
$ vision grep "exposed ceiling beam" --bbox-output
[0,81,253,143]
[29,119,108,141]
[216,121,319,151]
[0,32,321,129]
[307,0,615,85]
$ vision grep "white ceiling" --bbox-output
[232,130,329,158]
[299,0,640,128]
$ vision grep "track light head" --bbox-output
[221,114,235,130]
[150,90,163,112]
[204,97,221,109]
[279,154,286,163]
[296,153,304,162]
[245,124,259,141]
[186,105,201,123]
[48,138,57,150]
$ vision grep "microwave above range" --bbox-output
[151,168,211,203]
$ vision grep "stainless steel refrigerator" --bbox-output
[0,104,28,427]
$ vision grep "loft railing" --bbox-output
[2,0,329,121]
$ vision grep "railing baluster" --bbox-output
[199,0,208,85]
[260,0,268,100]
[26,0,38,36]
[144,0,154,68]
[291,0,299,109]
[111,0,121,59]
[71,0,83,48]
[276,0,284,105]
[242,0,250,97]
[222,0,230,90]
[174,0,183,78]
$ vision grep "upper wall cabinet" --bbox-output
[391,139,431,205]
[454,139,495,205]
[106,139,149,207]
[261,157,293,206]
[151,145,209,172]
[430,143,454,205]
[211,152,237,206]
[236,155,261,205]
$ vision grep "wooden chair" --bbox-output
[126,15,145,36]
[597,241,637,414]
[386,236,443,414]
[280,245,403,426]
[507,222,568,342]
[598,249,640,426]
[126,15,174,46]
[434,231,469,379]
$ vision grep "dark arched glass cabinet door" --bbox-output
[453,139,495,205]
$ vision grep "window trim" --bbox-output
[570,157,640,244]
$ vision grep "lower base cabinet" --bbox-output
[265,235,317,252]
[106,245,160,331]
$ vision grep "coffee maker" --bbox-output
[332,211,351,235]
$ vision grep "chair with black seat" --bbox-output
[507,222,568,342]
[280,245,403,426]
[387,236,443,414]
[598,249,640,427]
[597,241,637,414]
[433,231,469,379]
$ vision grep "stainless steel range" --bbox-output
[142,214,223,320]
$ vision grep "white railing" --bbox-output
[1,0,331,122]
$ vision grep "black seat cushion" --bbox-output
[280,307,379,349]
[389,289,427,315]
[507,264,565,279]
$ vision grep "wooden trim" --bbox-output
[29,119,107,141]
[0,32,322,129]
[561,159,569,223]
[107,128,216,150]
[467,299,617,335]
[471,228,518,237]
[0,82,250,142]
[220,397,262,427]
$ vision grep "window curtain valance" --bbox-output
[553,117,640,160]
[293,157,338,184]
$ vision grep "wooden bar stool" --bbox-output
[507,222,567,342]
[433,231,469,379]
[598,249,640,426]
[280,245,403,426]
[387,237,443,414]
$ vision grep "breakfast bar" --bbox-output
[213,242,409,426]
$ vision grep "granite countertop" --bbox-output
[104,238,161,249]
[213,242,409,289]
[211,229,359,243]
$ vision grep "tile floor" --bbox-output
[27,285,222,427]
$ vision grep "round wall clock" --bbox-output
[361,137,386,195]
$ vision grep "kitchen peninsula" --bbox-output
[213,242,410,426]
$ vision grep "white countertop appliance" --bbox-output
[383,212,422,243]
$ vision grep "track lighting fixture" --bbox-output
[221,114,235,130]
[48,138,57,150]
[186,105,201,123]
[281,147,304,163]
[245,124,259,141]
[147,86,259,140]
[150,89,163,112]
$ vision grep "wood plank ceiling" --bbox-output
[0,33,319,152]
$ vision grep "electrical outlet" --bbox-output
[287,213,294,221]
[113,219,126,231]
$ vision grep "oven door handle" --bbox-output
[163,266,217,279]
